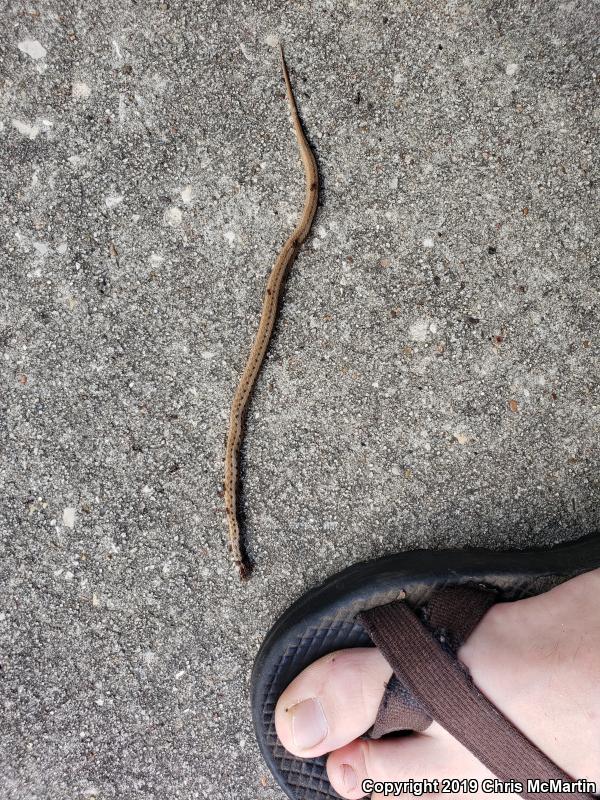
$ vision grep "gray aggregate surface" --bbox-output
[1,1,598,798]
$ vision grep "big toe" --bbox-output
[274,647,392,758]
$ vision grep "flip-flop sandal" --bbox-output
[251,533,600,800]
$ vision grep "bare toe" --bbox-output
[275,647,392,758]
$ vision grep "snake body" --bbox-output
[224,46,319,580]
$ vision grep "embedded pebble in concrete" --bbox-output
[164,206,182,226]
[72,81,92,99]
[12,118,39,139]
[104,194,124,209]
[409,319,431,342]
[180,185,194,203]
[32,241,49,257]
[1,2,598,799]
[18,39,47,60]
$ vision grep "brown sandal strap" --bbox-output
[357,599,595,800]
[369,586,496,738]
[424,585,498,649]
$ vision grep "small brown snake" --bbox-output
[224,45,319,580]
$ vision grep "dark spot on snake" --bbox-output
[310,181,316,191]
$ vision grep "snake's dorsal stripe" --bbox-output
[223,46,319,579]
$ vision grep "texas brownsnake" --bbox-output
[224,46,319,579]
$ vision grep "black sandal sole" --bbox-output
[251,532,600,800]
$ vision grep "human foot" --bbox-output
[275,569,600,799]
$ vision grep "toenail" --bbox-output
[341,763,357,791]
[290,698,328,750]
